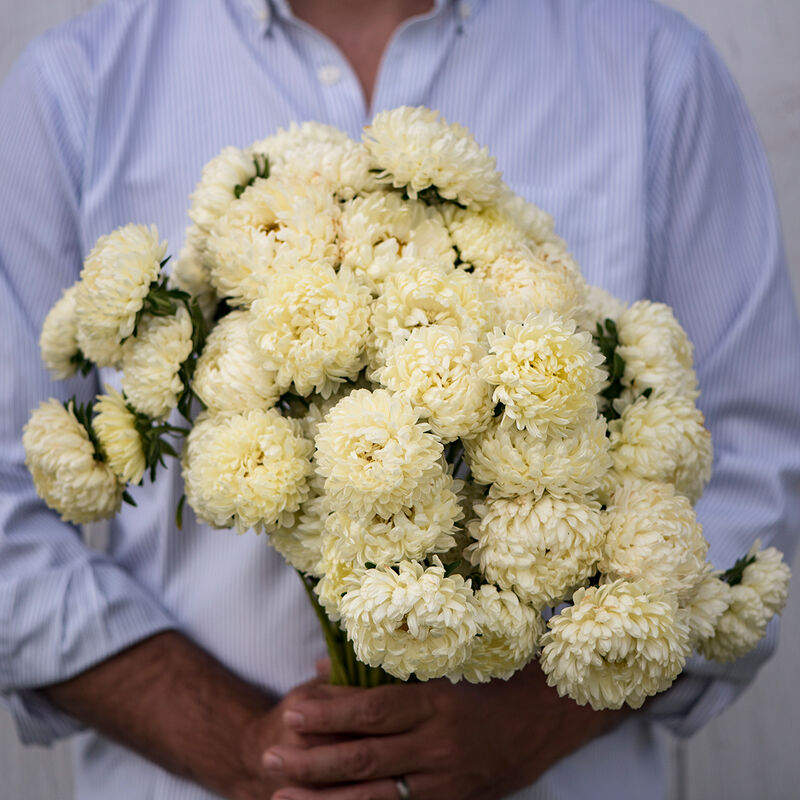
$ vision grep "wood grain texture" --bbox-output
[0,2,798,799]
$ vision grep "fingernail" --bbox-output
[262,751,283,772]
[283,710,305,729]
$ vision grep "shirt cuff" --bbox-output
[0,558,178,744]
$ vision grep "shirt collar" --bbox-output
[240,0,482,37]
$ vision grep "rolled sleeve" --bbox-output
[0,35,177,744]
[640,29,800,735]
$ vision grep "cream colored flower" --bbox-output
[40,284,83,379]
[23,398,123,523]
[269,492,331,577]
[93,388,145,485]
[193,309,280,414]
[474,249,587,327]
[323,471,463,566]
[375,325,493,442]
[182,409,313,533]
[339,560,479,681]
[616,300,698,398]
[289,377,373,443]
[741,543,791,617]
[189,145,266,239]
[170,228,219,324]
[363,106,505,208]
[206,173,339,306]
[121,306,194,420]
[314,536,364,621]
[339,190,455,291]
[444,204,528,269]
[540,580,690,710]
[601,480,708,603]
[681,568,732,649]
[699,583,770,663]
[605,390,713,505]
[251,121,378,199]
[479,311,606,439]
[464,415,611,499]
[452,585,544,683]
[249,264,372,397]
[368,260,495,369]
[75,224,166,366]
[314,389,444,519]
[467,491,605,609]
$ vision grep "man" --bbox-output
[1,1,798,799]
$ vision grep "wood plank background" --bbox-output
[1,1,798,798]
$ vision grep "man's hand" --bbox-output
[262,662,629,800]
[42,632,338,800]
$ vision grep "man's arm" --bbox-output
[40,631,330,800]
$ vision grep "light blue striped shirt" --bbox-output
[1,1,799,798]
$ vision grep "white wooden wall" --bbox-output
[1,1,799,798]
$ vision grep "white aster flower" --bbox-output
[93,388,145,485]
[251,121,378,199]
[363,106,505,208]
[540,580,690,710]
[193,309,280,415]
[444,204,528,269]
[479,311,606,439]
[741,543,791,617]
[616,300,698,398]
[314,389,444,519]
[452,585,545,683]
[339,560,479,681]
[467,491,605,609]
[40,284,83,380]
[23,398,123,524]
[324,470,463,566]
[249,264,372,397]
[699,583,770,663]
[314,536,365,621]
[601,480,708,603]
[605,390,713,505]
[681,568,732,649]
[188,145,266,239]
[375,325,493,441]
[182,409,313,533]
[474,248,587,327]
[170,228,219,324]
[368,260,496,369]
[339,191,455,291]
[121,306,194,420]
[269,492,331,577]
[464,415,611,499]
[206,173,339,306]
[288,377,373,443]
[75,224,166,366]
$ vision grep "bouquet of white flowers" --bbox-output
[24,106,791,710]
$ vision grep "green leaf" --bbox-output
[122,490,137,507]
[175,494,186,529]
[722,553,757,586]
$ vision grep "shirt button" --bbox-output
[317,65,341,86]
[459,2,471,18]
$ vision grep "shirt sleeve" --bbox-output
[0,36,178,745]
[639,27,800,737]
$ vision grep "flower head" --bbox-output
[314,389,444,519]
[75,224,166,365]
[540,580,690,709]
[40,284,83,379]
[93,388,145,485]
[182,409,313,533]
[363,106,505,208]
[23,398,123,523]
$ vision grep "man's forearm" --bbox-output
[41,631,276,799]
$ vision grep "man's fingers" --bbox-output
[264,736,420,785]
[282,684,434,735]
